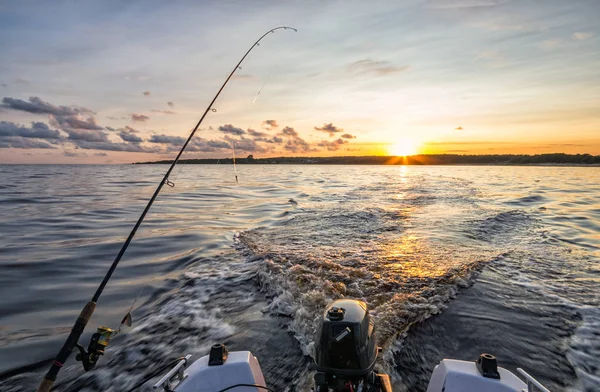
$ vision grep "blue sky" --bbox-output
[1,0,599,163]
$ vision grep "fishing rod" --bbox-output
[37,26,297,392]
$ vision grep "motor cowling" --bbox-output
[314,299,378,377]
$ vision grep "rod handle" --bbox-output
[36,378,54,392]
[37,301,97,392]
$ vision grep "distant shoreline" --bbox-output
[134,154,600,166]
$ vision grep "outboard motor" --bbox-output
[314,299,392,392]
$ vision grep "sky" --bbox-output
[0,0,599,164]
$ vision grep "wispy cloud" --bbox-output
[347,59,410,76]
[539,39,561,50]
[231,74,255,81]
[427,0,509,9]
[573,32,593,41]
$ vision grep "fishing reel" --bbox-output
[75,326,114,371]
[313,300,392,392]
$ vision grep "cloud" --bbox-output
[63,150,87,157]
[247,128,269,138]
[131,113,149,122]
[218,124,246,135]
[180,137,234,153]
[280,126,313,153]
[1,96,93,116]
[340,133,356,139]
[573,32,593,41]
[118,129,143,143]
[226,136,267,153]
[143,91,151,96]
[280,126,298,137]
[231,74,255,81]
[314,123,344,137]
[52,114,103,130]
[539,39,561,50]
[94,152,108,156]
[347,59,410,76]
[63,128,109,142]
[14,77,30,85]
[263,120,279,129]
[167,101,174,107]
[149,134,186,145]
[427,0,508,9]
[317,138,348,151]
[0,136,57,149]
[74,140,162,153]
[0,121,61,139]
[150,109,176,115]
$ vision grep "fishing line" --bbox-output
[37,26,297,392]
[252,66,275,104]
[232,141,239,184]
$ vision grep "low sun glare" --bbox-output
[389,139,420,156]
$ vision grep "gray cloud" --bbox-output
[218,124,246,136]
[254,136,284,144]
[118,129,143,143]
[143,91,151,96]
[94,152,108,156]
[340,133,356,139]
[74,140,162,153]
[52,114,103,130]
[167,101,174,107]
[280,126,299,138]
[131,113,150,122]
[247,128,269,138]
[176,137,232,153]
[226,136,267,153]
[63,150,88,157]
[347,59,410,76]
[262,120,279,129]
[1,96,93,116]
[317,138,348,151]
[0,136,56,149]
[64,128,109,142]
[149,134,185,144]
[280,126,312,153]
[314,123,343,137]
[0,121,61,139]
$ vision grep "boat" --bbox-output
[150,299,551,392]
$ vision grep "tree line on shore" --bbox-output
[136,153,600,165]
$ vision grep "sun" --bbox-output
[389,138,420,156]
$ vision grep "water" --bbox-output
[0,165,598,391]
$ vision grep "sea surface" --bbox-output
[0,164,598,392]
